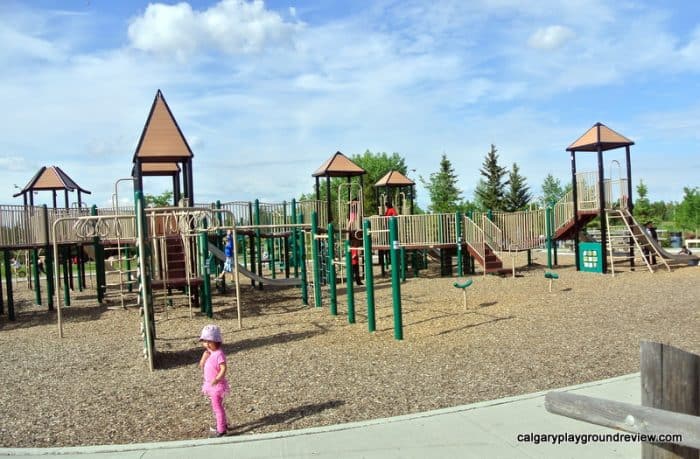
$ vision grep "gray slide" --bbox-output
[209,244,303,287]
[629,219,699,264]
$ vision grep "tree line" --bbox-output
[145,147,699,235]
[297,147,699,235]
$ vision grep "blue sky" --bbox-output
[1,0,699,210]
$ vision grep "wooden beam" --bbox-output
[545,391,700,451]
[641,340,699,459]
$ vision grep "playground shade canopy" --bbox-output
[13,166,91,197]
[566,122,635,152]
[312,151,366,177]
[374,170,415,187]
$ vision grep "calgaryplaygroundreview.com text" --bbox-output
[517,432,683,445]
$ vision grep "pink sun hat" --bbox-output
[199,324,223,343]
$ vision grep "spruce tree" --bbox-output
[475,144,508,211]
[540,174,564,207]
[633,180,653,224]
[504,163,532,211]
[420,154,462,213]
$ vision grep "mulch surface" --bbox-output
[0,252,698,447]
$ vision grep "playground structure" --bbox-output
[0,88,697,368]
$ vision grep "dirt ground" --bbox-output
[0,252,698,447]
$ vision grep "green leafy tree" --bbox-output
[353,150,409,212]
[420,154,463,213]
[145,191,173,207]
[474,144,508,211]
[540,174,570,207]
[504,163,532,211]
[633,180,653,224]
[674,187,700,233]
[299,150,411,217]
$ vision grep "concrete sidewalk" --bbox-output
[1,373,642,459]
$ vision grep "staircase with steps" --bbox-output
[465,243,509,275]
[151,234,202,313]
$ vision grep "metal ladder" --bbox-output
[605,209,669,275]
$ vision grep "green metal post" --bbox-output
[134,191,155,370]
[90,205,104,303]
[240,235,247,267]
[45,250,54,310]
[125,245,133,292]
[248,234,255,288]
[327,222,337,315]
[412,250,419,277]
[344,240,355,323]
[400,246,406,282]
[545,206,553,269]
[254,199,262,289]
[311,212,322,308]
[389,217,403,340]
[282,200,288,274]
[282,237,289,278]
[362,219,376,332]
[291,199,298,276]
[32,249,41,305]
[215,200,223,277]
[3,250,15,321]
[552,210,559,266]
[216,200,223,240]
[43,205,54,311]
[270,235,276,279]
[80,245,87,290]
[67,251,74,291]
[62,246,70,307]
[199,232,213,318]
[297,213,308,305]
[76,247,84,292]
[456,211,463,276]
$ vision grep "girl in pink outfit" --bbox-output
[198,324,230,437]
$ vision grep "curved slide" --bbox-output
[208,244,303,287]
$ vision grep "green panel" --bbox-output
[578,242,603,273]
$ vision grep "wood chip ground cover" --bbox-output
[0,253,698,447]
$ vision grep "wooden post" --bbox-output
[641,340,699,459]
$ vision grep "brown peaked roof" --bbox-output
[374,170,415,187]
[13,166,91,197]
[567,122,634,152]
[312,151,366,177]
[132,90,193,162]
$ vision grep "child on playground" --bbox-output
[218,230,233,280]
[350,240,363,286]
[384,201,398,217]
[198,324,230,437]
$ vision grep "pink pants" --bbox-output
[209,393,228,433]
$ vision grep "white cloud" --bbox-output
[0,155,30,173]
[127,0,302,59]
[1,0,698,207]
[679,26,700,69]
[528,25,575,50]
